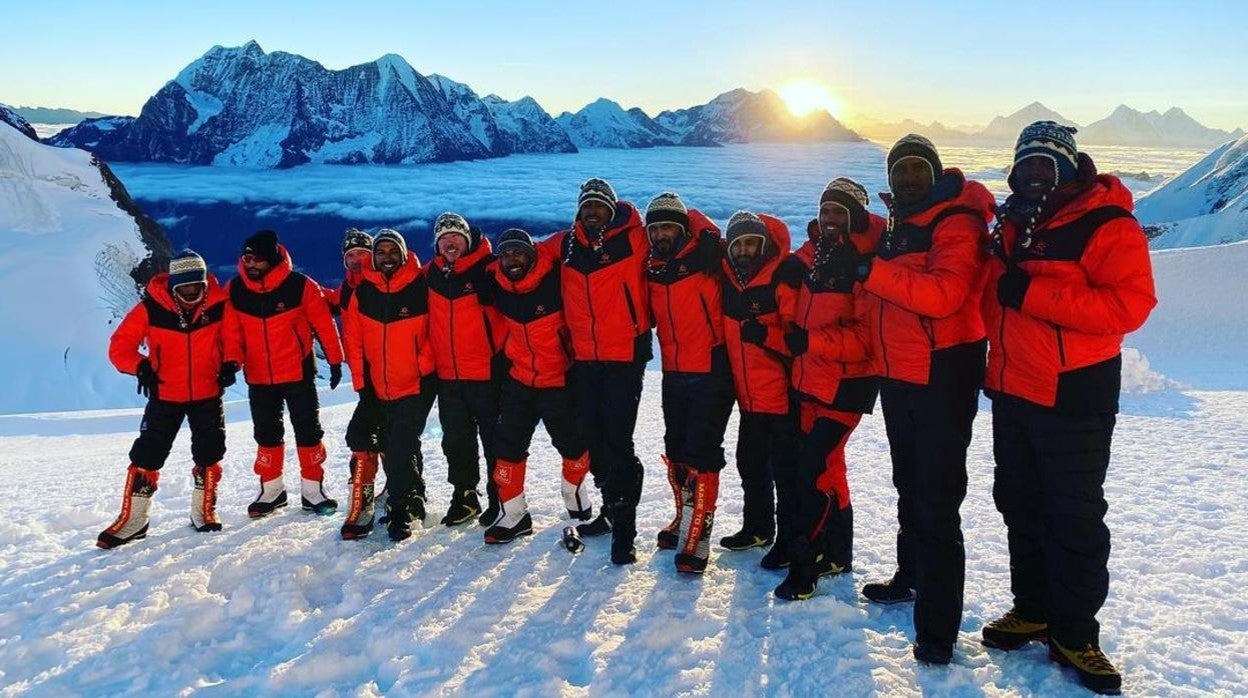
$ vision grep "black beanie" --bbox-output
[497,228,535,256]
[887,134,942,185]
[242,229,281,266]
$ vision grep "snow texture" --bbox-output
[1136,134,1248,248]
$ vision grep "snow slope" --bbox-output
[0,121,155,414]
[1136,134,1248,248]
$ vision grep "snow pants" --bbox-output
[732,409,800,541]
[376,375,438,504]
[991,393,1115,648]
[129,397,226,470]
[879,338,985,649]
[345,382,386,453]
[792,400,862,568]
[248,377,323,448]
[495,377,585,463]
[570,359,645,509]
[438,377,500,501]
[660,353,735,473]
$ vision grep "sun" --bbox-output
[779,79,842,119]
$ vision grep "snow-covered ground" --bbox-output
[2,238,1246,695]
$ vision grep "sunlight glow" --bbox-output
[779,79,842,119]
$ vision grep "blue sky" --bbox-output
[1,0,1244,129]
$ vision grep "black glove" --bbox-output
[740,319,768,346]
[217,361,239,388]
[136,359,162,398]
[329,363,343,390]
[785,327,809,357]
[997,265,1031,310]
[853,255,874,283]
[824,241,861,278]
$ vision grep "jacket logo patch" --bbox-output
[1030,240,1048,256]
[275,302,287,312]
[536,304,547,315]
[600,253,612,264]
[399,306,410,317]
[678,264,688,276]
[464,283,474,292]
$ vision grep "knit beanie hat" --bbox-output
[645,192,690,233]
[168,249,208,292]
[373,228,408,260]
[434,212,472,246]
[497,228,535,256]
[241,229,281,266]
[726,210,768,254]
[887,134,942,185]
[1011,120,1079,189]
[578,177,618,220]
[342,228,374,255]
[818,177,870,234]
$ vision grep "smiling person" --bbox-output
[99,251,230,548]
[224,230,345,519]
[980,122,1156,695]
[425,213,507,527]
[556,178,652,565]
[855,135,997,665]
[643,193,735,574]
[482,229,595,544]
[341,229,438,541]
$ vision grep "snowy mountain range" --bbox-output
[0,120,171,413]
[1136,133,1248,248]
[0,103,39,141]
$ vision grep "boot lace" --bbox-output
[1075,645,1116,674]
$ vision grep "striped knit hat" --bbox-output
[342,228,374,255]
[1011,120,1079,189]
[434,212,471,245]
[578,178,618,220]
[168,250,207,291]
[373,228,407,260]
[645,192,690,233]
[819,177,870,234]
[726,210,768,254]
[887,134,942,185]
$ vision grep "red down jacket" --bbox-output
[860,169,996,386]
[224,245,344,385]
[110,273,229,403]
[647,209,726,374]
[426,237,506,382]
[343,251,436,401]
[983,166,1157,409]
[491,238,572,389]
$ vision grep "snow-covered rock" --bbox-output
[975,102,1078,142]
[0,120,168,413]
[1135,134,1248,248]
[657,88,862,145]
[0,103,38,141]
[555,98,677,149]
[1081,105,1241,149]
[427,74,576,155]
[45,116,135,150]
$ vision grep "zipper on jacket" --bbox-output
[1054,324,1067,366]
[583,275,599,361]
[998,312,1008,391]
[921,317,936,350]
[877,302,891,378]
[623,284,640,336]
[482,311,496,355]
[381,282,391,398]
[738,322,753,413]
[664,285,679,368]
[449,296,459,380]
[523,322,538,386]
[186,330,194,401]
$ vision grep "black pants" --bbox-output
[879,339,985,648]
[992,394,1115,648]
[438,378,500,497]
[345,383,387,453]
[249,378,323,448]
[129,397,226,470]
[495,378,585,462]
[792,410,857,566]
[377,376,438,503]
[570,359,645,507]
[734,410,800,540]
[661,361,735,474]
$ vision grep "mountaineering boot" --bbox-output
[862,572,916,605]
[441,488,482,526]
[561,453,593,521]
[576,509,612,537]
[98,465,160,549]
[774,536,820,601]
[675,470,719,574]
[341,452,379,540]
[297,443,337,515]
[190,463,223,532]
[478,488,499,527]
[385,494,425,542]
[759,540,791,570]
[1048,639,1122,695]
[610,504,638,565]
[981,608,1049,650]
[248,444,287,518]
[719,528,774,551]
[483,492,533,544]
[913,641,954,666]
[656,455,687,550]
[818,502,853,576]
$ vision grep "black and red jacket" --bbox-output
[788,214,886,412]
[860,169,996,386]
[491,239,572,389]
[425,237,506,382]
[984,163,1156,411]
[647,209,726,374]
[225,245,344,385]
[343,252,436,401]
[110,273,228,403]
[722,214,798,416]
[325,270,365,317]
[555,202,652,363]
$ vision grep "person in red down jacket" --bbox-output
[774,177,885,601]
[554,178,652,565]
[718,211,801,570]
[99,251,229,548]
[853,135,996,666]
[341,229,439,542]
[425,212,508,528]
[223,230,345,519]
[978,122,1155,695]
[481,228,594,545]
[644,192,735,574]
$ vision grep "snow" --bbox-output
[0,122,149,414]
[1136,134,1248,248]
[211,123,290,168]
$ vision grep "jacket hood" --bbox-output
[363,250,424,291]
[722,213,791,291]
[237,243,295,292]
[572,201,643,247]
[431,235,494,275]
[494,238,558,294]
[147,272,226,313]
[888,168,997,228]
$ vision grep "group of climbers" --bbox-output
[97,121,1154,695]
